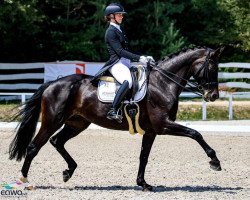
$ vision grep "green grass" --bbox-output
[177,105,250,120]
[0,102,249,121]
[0,103,20,122]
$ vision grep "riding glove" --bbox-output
[139,56,148,64]
[139,55,155,65]
[146,56,155,62]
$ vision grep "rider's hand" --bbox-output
[146,56,156,66]
[146,56,155,62]
[139,56,148,64]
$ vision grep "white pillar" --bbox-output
[21,94,25,103]
[229,93,233,120]
[202,100,207,120]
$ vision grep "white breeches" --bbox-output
[109,58,132,88]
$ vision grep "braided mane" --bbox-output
[158,46,211,65]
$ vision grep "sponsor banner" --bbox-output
[44,62,103,82]
[0,61,104,92]
[85,62,103,76]
[44,63,85,82]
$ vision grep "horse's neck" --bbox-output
[154,49,205,98]
[162,49,204,79]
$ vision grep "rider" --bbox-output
[92,3,154,122]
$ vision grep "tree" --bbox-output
[36,0,108,61]
[0,0,44,62]
[0,0,249,62]
[161,22,186,56]
[174,0,250,61]
[124,0,187,60]
[219,0,250,51]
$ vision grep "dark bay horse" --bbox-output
[9,46,224,191]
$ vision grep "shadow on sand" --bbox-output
[35,185,244,193]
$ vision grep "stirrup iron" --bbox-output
[107,107,123,123]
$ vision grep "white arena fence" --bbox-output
[0,62,249,120]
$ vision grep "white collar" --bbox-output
[110,22,122,32]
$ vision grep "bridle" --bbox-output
[192,51,218,91]
[150,51,218,97]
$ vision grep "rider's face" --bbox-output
[114,13,123,24]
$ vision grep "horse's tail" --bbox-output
[9,82,52,161]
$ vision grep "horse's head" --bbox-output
[192,47,224,102]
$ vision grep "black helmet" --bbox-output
[104,3,127,16]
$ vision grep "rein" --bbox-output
[152,67,203,96]
[149,51,215,97]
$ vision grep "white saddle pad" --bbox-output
[97,66,147,103]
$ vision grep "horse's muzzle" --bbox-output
[203,90,219,102]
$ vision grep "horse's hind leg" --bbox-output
[21,124,61,181]
[50,117,91,182]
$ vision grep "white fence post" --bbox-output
[202,100,207,120]
[229,93,233,120]
[21,94,25,103]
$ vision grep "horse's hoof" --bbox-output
[137,178,153,191]
[209,160,222,171]
[19,177,34,190]
[63,170,71,182]
[24,185,34,190]
[142,184,153,192]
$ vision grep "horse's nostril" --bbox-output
[211,93,218,99]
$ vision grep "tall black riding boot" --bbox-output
[107,80,129,123]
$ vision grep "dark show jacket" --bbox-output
[91,24,141,81]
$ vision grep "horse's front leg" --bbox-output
[158,120,221,171]
[137,132,156,191]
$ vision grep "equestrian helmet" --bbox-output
[104,3,127,16]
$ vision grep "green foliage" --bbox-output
[0,0,44,61]
[174,0,250,61]
[161,22,186,56]
[177,105,203,121]
[218,0,250,51]
[0,0,249,62]
[123,0,187,59]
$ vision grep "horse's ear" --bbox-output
[211,46,225,61]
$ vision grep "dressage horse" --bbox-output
[9,46,224,191]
